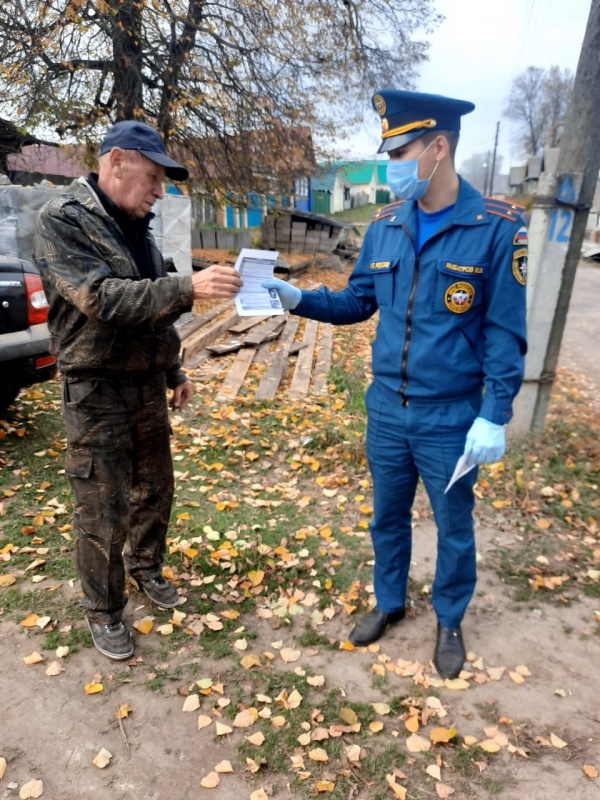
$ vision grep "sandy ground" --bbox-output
[1,516,599,800]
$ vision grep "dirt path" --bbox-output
[2,514,599,800]
[559,260,600,407]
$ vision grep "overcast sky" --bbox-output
[344,0,592,173]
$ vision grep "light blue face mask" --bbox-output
[386,141,438,201]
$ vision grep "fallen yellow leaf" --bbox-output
[200,772,220,788]
[339,707,358,725]
[182,695,200,713]
[19,779,44,798]
[246,732,265,746]
[371,702,391,715]
[45,661,64,677]
[406,733,431,753]
[430,727,457,744]
[197,715,212,730]
[84,682,103,695]
[133,617,153,634]
[0,574,16,587]
[550,733,568,749]
[215,722,233,736]
[280,647,301,663]
[56,646,70,659]
[249,790,269,800]
[92,748,112,769]
[308,748,329,762]
[479,740,501,753]
[583,764,599,779]
[405,715,419,733]
[316,780,335,792]
[436,783,455,799]
[0,757,6,780]
[214,760,233,774]
[426,764,442,781]
[157,623,173,636]
[386,774,407,799]
[233,708,258,728]
[369,721,384,733]
[23,652,44,665]
[444,678,470,690]
[114,704,133,719]
[345,744,361,762]
[240,654,261,669]
[339,640,355,651]
[20,614,39,628]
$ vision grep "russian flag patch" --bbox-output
[512,226,528,246]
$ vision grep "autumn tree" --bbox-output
[503,65,574,157]
[0,0,440,194]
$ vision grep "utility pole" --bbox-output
[489,122,500,196]
[483,149,491,196]
[511,0,600,435]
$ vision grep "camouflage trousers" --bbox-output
[61,375,174,624]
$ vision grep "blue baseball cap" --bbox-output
[100,120,189,181]
[372,90,475,153]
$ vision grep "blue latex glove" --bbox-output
[463,417,506,466]
[261,278,302,310]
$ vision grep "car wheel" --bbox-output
[0,383,20,414]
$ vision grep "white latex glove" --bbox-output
[261,278,302,310]
[463,417,506,466]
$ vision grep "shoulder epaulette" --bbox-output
[484,197,525,223]
[371,199,405,222]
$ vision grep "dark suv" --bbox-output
[0,255,56,412]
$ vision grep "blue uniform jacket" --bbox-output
[294,178,527,425]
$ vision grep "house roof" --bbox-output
[311,167,338,192]
[7,144,87,178]
[316,160,388,187]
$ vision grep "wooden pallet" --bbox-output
[180,306,333,401]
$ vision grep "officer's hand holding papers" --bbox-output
[233,248,286,317]
[445,417,506,494]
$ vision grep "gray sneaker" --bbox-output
[87,618,134,660]
[138,575,180,609]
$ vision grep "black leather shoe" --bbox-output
[434,624,466,679]
[348,607,406,646]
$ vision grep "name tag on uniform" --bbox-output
[438,260,488,278]
[370,260,393,270]
[443,262,485,275]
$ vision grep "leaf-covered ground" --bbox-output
[1,269,599,800]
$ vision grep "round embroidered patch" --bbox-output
[444,281,475,313]
[373,94,387,116]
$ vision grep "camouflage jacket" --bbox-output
[34,177,194,388]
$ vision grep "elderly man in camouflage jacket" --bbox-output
[34,121,242,660]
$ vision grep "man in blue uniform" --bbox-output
[263,90,527,678]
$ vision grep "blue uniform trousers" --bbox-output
[365,381,480,628]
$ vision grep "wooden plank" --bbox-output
[254,316,300,400]
[178,303,229,342]
[243,315,287,347]
[289,319,319,398]
[288,341,308,356]
[181,310,240,365]
[205,337,245,356]
[215,346,257,402]
[227,315,271,334]
[312,323,333,394]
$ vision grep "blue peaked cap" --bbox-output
[372,90,475,153]
[100,120,189,181]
